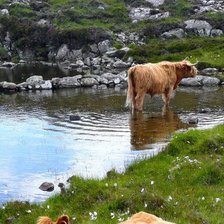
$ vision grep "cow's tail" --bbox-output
[125,66,136,109]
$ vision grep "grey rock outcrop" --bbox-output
[180,75,221,86]
[145,0,165,7]
[201,68,218,75]
[161,28,185,39]
[196,0,224,14]
[184,20,212,36]
[0,81,17,92]
[129,7,169,22]
[81,77,98,87]
[54,75,82,88]
[202,76,220,86]
[0,9,9,16]
[210,29,223,37]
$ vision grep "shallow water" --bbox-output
[0,86,224,204]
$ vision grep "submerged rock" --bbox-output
[39,182,54,192]
[188,116,199,124]
[69,114,81,121]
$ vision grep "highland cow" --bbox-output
[126,60,198,111]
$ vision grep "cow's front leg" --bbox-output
[162,89,173,107]
[134,92,145,111]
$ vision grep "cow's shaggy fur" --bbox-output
[36,215,69,224]
[119,211,175,224]
[126,60,198,111]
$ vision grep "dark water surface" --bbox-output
[0,86,224,204]
[0,63,77,83]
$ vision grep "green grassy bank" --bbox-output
[1,124,224,223]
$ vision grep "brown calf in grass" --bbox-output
[37,215,69,224]
[126,60,198,111]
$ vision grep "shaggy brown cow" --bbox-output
[119,211,175,224]
[126,60,198,111]
[37,215,69,224]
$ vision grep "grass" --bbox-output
[126,36,224,69]
[1,124,224,223]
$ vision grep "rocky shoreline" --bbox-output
[0,61,223,93]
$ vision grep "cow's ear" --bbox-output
[56,215,69,224]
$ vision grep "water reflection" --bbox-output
[129,108,190,150]
[0,63,80,83]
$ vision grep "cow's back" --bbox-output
[132,63,175,96]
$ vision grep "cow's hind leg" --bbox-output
[134,92,145,111]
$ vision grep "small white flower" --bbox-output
[141,188,145,193]
[89,211,97,220]
[150,181,154,185]
[168,195,173,201]
[2,206,5,210]
[201,196,205,201]
[114,183,118,187]
[26,210,32,214]
[216,198,221,203]
[125,209,130,215]
[144,202,148,208]
[72,217,76,220]
[118,217,124,222]
[111,212,115,219]
[105,183,108,187]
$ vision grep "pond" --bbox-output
[0,79,224,204]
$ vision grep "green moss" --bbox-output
[0,46,8,59]
[9,4,35,19]
[160,0,194,18]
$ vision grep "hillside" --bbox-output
[0,0,224,69]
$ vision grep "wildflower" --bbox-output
[111,212,115,219]
[118,217,124,222]
[124,209,130,215]
[72,217,76,220]
[89,211,97,220]
[141,188,145,193]
[168,195,173,201]
[26,210,32,214]
[114,183,118,187]
[47,205,50,209]
[105,183,108,187]
[216,198,221,203]
[201,196,205,201]
[150,180,154,185]
[144,202,148,208]
[2,206,5,210]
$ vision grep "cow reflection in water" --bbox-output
[130,108,190,150]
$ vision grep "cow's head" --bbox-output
[176,60,198,78]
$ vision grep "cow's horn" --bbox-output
[190,60,199,66]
